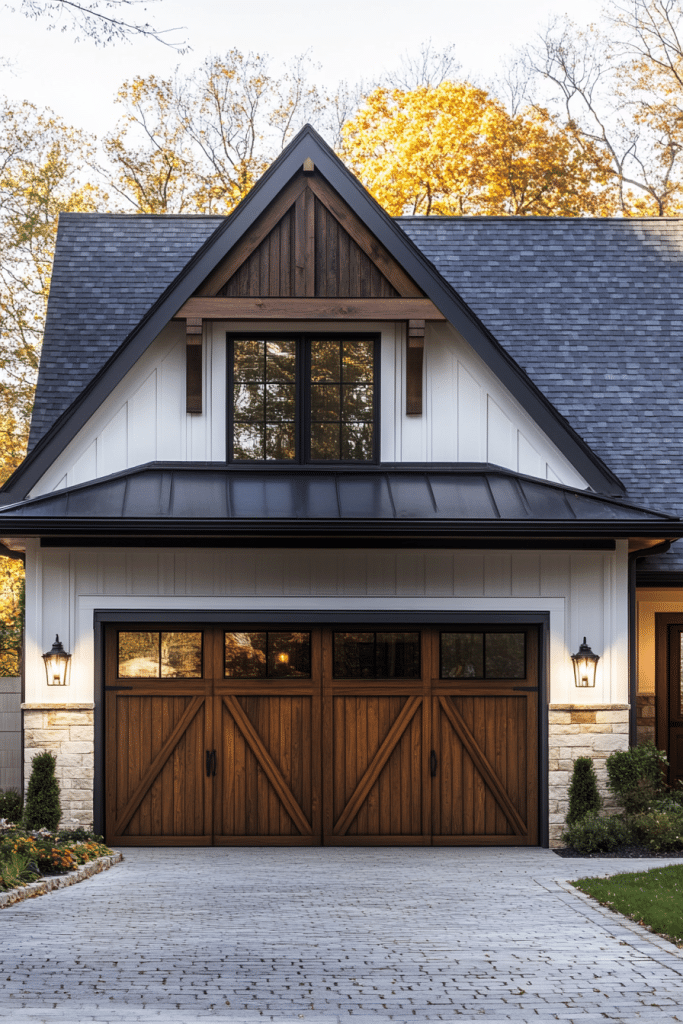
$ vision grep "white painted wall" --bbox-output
[24,540,629,708]
[30,319,588,497]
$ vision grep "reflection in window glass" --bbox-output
[224,631,311,678]
[333,632,420,679]
[224,632,267,677]
[485,633,525,679]
[160,632,202,678]
[268,632,311,678]
[334,632,374,678]
[440,633,484,679]
[119,631,159,678]
[310,339,374,461]
[440,632,526,679]
[118,631,203,678]
[232,339,296,461]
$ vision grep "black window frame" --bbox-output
[439,628,527,681]
[226,332,381,466]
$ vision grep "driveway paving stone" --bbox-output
[1,847,683,1023]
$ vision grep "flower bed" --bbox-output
[0,824,115,892]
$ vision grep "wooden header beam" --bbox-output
[174,297,446,321]
[406,320,425,416]
[185,317,202,415]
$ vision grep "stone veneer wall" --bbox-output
[549,704,630,847]
[22,705,94,827]
[636,694,656,745]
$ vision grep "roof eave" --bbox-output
[0,519,677,538]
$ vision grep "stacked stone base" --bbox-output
[549,704,629,847]
[22,704,94,828]
[636,694,656,745]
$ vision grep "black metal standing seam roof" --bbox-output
[29,213,224,449]
[398,217,683,570]
[0,465,676,535]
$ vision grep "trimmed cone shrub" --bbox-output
[605,742,668,814]
[23,751,61,831]
[567,756,601,824]
[0,788,23,823]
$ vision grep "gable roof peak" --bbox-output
[1,121,624,503]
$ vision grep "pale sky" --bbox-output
[0,0,602,138]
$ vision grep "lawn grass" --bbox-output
[573,864,683,946]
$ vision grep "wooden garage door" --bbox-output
[105,624,538,846]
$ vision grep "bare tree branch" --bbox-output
[8,0,189,50]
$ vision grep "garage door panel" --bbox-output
[215,694,318,842]
[328,695,424,839]
[107,693,212,844]
[434,693,537,845]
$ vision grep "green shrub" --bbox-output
[562,813,631,853]
[567,756,601,824]
[55,826,101,844]
[23,751,61,831]
[0,788,23,823]
[629,810,683,852]
[605,742,668,813]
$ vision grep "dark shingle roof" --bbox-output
[398,216,683,570]
[0,464,674,535]
[29,212,224,449]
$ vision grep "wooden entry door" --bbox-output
[658,621,683,788]
[105,623,539,846]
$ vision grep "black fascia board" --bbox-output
[2,126,623,503]
[0,519,679,539]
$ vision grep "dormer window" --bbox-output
[228,334,378,463]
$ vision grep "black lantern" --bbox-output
[571,637,599,688]
[43,635,71,687]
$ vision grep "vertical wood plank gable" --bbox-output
[216,187,404,299]
[294,190,307,298]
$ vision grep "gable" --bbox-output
[195,171,422,301]
[1,125,624,505]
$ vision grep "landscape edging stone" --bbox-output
[0,851,123,908]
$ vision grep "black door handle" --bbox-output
[211,750,217,776]
[206,750,212,777]
[430,750,438,777]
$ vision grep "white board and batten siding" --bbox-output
[30,320,588,497]
[24,540,629,709]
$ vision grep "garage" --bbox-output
[105,624,539,847]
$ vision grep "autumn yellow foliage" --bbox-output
[341,82,615,216]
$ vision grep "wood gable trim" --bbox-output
[195,170,424,301]
[175,296,444,321]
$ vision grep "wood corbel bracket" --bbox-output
[186,317,203,415]
[406,320,425,415]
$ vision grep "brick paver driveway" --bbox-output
[2,847,683,1023]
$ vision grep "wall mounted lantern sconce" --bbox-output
[571,637,600,688]
[43,635,71,687]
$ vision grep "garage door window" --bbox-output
[118,631,203,678]
[224,631,311,678]
[440,631,525,679]
[333,631,420,679]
